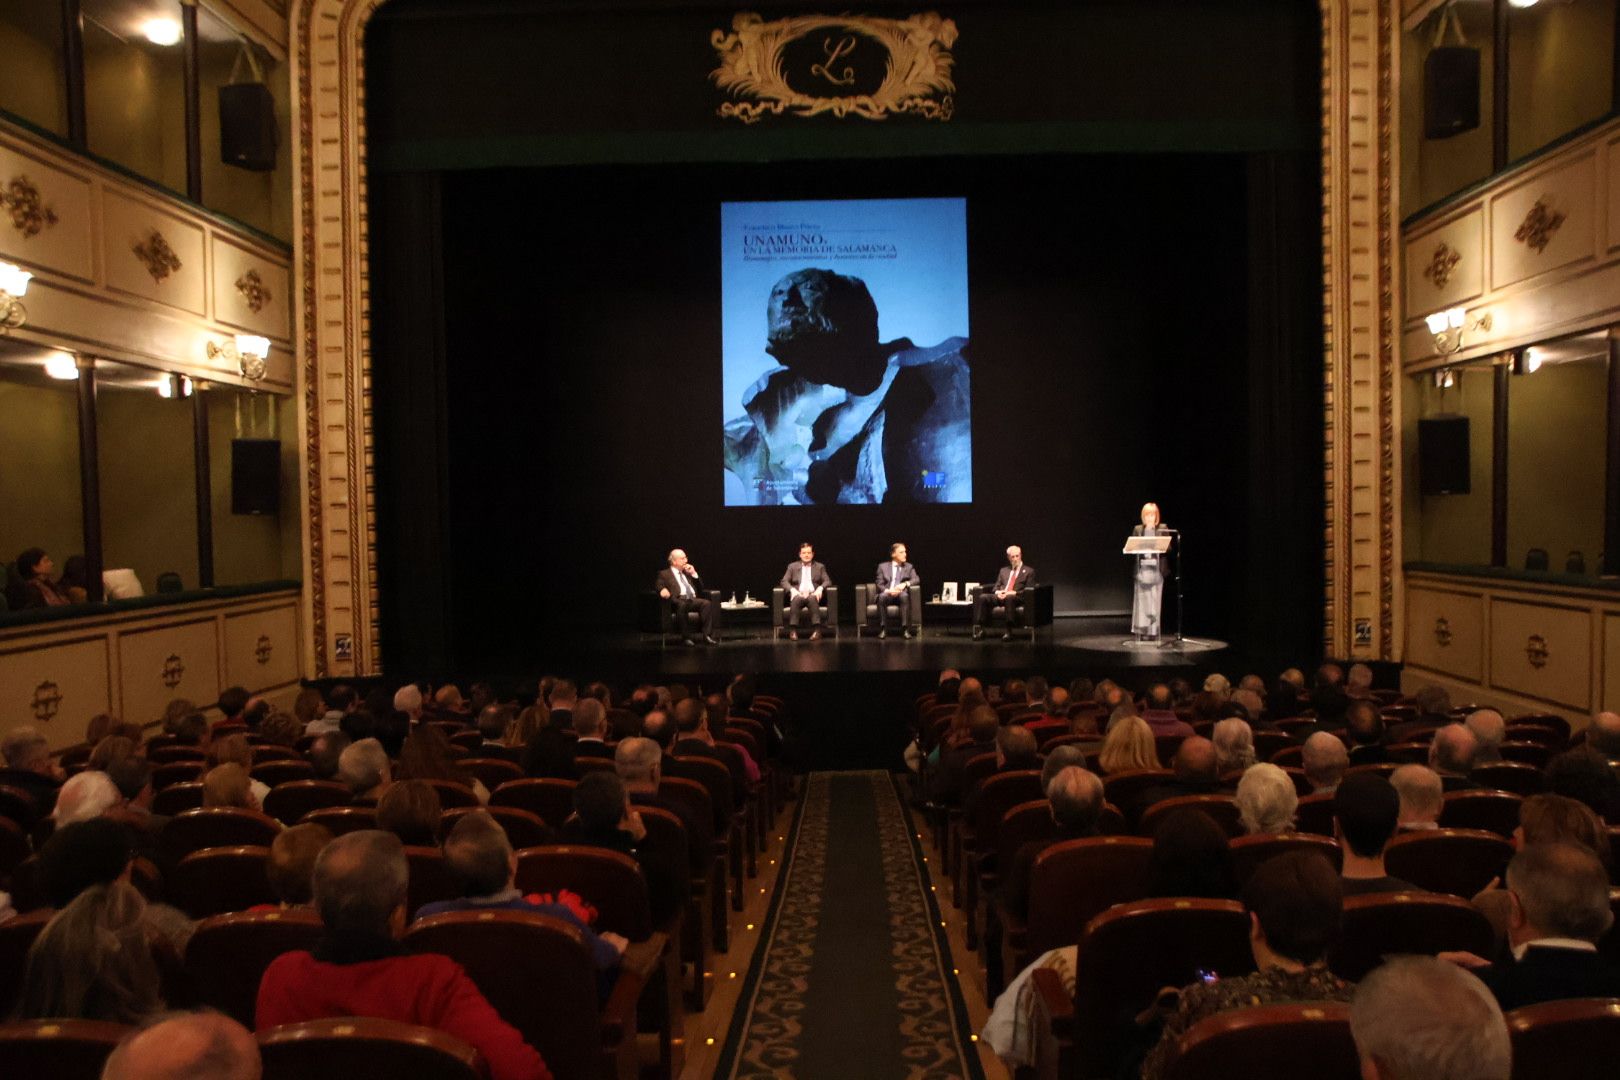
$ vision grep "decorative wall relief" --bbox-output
[1513,197,1565,254]
[1434,617,1452,647]
[1,175,58,238]
[1422,242,1461,289]
[255,634,274,664]
[711,12,957,122]
[161,652,186,689]
[236,268,272,313]
[133,229,183,283]
[1525,633,1550,669]
[31,680,62,723]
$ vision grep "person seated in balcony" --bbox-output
[57,554,92,604]
[13,548,70,608]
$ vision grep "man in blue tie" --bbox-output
[656,549,717,645]
[874,542,920,639]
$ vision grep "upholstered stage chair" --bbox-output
[770,585,838,639]
[855,583,920,638]
[969,582,1054,640]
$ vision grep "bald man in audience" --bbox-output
[1350,957,1510,1080]
[1345,662,1375,700]
[1429,724,1480,789]
[1589,711,1620,757]
[1130,736,1221,826]
[999,765,1105,922]
[1465,709,1506,765]
[1390,764,1443,831]
[102,1011,262,1080]
[1301,731,1349,795]
[1344,699,1388,763]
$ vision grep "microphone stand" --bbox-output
[1159,528,1184,649]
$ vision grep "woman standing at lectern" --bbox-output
[1131,502,1168,641]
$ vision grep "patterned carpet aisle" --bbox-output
[718,771,984,1080]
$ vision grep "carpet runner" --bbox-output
[718,771,983,1079]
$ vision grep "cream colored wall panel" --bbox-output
[0,141,95,283]
[210,235,291,343]
[1607,134,1620,254]
[1605,613,1620,713]
[1405,209,1485,319]
[117,618,221,726]
[1406,586,1484,682]
[1489,599,1591,710]
[0,638,112,751]
[100,191,208,316]
[223,603,300,691]
[1489,152,1597,292]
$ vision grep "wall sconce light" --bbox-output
[206,334,271,381]
[1509,347,1544,375]
[1424,306,1492,356]
[0,261,31,331]
[1433,367,1458,390]
[156,374,194,399]
[43,352,79,380]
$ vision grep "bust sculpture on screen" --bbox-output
[723,267,970,505]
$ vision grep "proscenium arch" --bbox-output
[290,0,1397,677]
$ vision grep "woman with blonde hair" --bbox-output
[208,733,270,806]
[1097,715,1161,774]
[16,881,164,1023]
[202,762,263,813]
[505,702,549,748]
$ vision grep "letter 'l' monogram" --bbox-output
[811,36,858,85]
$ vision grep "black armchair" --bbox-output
[642,590,723,646]
[855,583,921,637]
[771,586,838,638]
[971,583,1054,640]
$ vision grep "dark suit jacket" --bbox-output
[522,726,577,778]
[573,739,615,760]
[930,737,996,804]
[673,737,746,804]
[779,561,831,594]
[874,560,921,592]
[992,564,1036,593]
[631,790,714,873]
[1478,944,1620,1011]
[655,566,707,599]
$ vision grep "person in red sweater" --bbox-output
[256,829,551,1080]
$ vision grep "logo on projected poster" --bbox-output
[710,13,957,123]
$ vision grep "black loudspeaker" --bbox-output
[1424,47,1480,139]
[219,83,278,171]
[1418,416,1470,496]
[231,439,281,515]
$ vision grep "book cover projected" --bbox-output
[721,197,970,506]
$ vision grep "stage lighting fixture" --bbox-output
[0,261,30,331]
[207,333,271,381]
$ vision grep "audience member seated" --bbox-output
[1471,793,1611,948]
[1344,700,1387,763]
[1130,737,1221,824]
[1390,764,1443,832]
[521,709,577,780]
[1139,851,1353,1080]
[1235,763,1298,836]
[1302,731,1349,795]
[208,736,270,807]
[1146,808,1235,899]
[1587,711,1620,758]
[475,705,521,761]
[930,706,1000,804]
[616,736,712,860]
[53,769,123,824]
[1210,719,1254,774]
[1350,956,1510,1080]
[258,710,305,749]
[1344,662,1375,701]
[1465,709,1507,766]
[255,829,551,1079]
[1393,685,1452,742]
[542,680,577,731]
[88,733,139,772]
[1445,842,1620,1009]
[999,766,1105,922]
[1543,748,1620,823]
[1024,686,1071,735]
[253,823,333,911]
[1228,688,1265,726]
[101,1010,262,1080]
[1334,773,1418,895]
[103,755,167,838]
[291,687,325,732]
[314,685,361,735]
[338,739,392,802]
[376,779,444,846]
[203,764,265,814]
[0,724,64,817]
[1096,715,1161,776]
[12,547,70,608]
[672,697,753,790]
[162,702,209,747]
[417,811,626,986]
[1139,684,1193,737]
[307,731,351,782]
[36,817,194,952]
[16,881,165,1023]
[1267,678,1304,723]
[559,771,686,927]
[571,700,613,760]
[396,727,489,804]
[1429,725,1480,789]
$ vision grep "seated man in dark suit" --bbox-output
[616,736,714,875]
[1428,723,1481,790]
[873,542,920,639]
[1130,736,1222,826]
[1446,842,1620,1009]
[971,545,1035,642]
[0,725,63,823]
[779,542,832,641]
[559,771,686,927]
[571,699,614,760]
[655,548,717,646]
[999,765,1105,922]
[474,704,523,763]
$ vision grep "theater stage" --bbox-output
[541,617,1230,771]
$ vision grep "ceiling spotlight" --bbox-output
[44,353,79,380]
[1507,0,1540,8]
[141,18,183,46]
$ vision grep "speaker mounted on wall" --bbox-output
[231,439,281,515]
[219,44,277,171]
[1422,7,1479,140]
[1418,416,1470,496]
